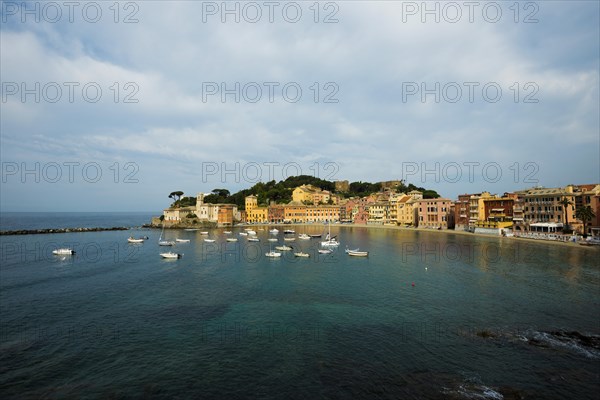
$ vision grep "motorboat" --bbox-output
[203,238,216,243]
[184,228,199,231]
[224,231,232,234]
[284,237,296,242]
[239,232,248,236]
[267,238,277,242]
[298,234,310,240]
[269,228,279,234]
[160,252,182,259]
[127,237,145,243]
[294,252,310,257]
[318,249,332,254]
[346,249,368,257]
[175,238,190,243]
[226,238,238,242]
[248,237,260,242]
[52,248,75,255]
[275,245,293,251]
[309,234,322,238]
[200,231,209,235]
[284,229,295,234]
[265,250,282,258]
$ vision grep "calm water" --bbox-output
[0,212,155,231]
[1,216,599,399]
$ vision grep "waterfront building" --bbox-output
[268,203,285,224]
[414,198,453,229]
[244,194,268,223]
[284,202,307,223]
[367,202,389,224]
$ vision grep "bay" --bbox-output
[1,216,599,399]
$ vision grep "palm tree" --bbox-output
[575,206,596,237]
[559,197,573,232]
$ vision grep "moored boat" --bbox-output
[127,237,145,243]
[318,249,332,254]
[265,250,282,258]
[346,248,368,257]
[275,245,293,251]
[160,252,182,259]
[52,248,75,255]
[203,238,216,243]
[175,238,190,243]
[226,238,238,242]
[294,252,310,257]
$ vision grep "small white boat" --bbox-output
[275,245,293,251]
[318,249,332,254]
[309,234,322,238]
[298,234,310,240]
[321,239,340,247]
[267,238,278,242]
[224,231,232,234]
[269,229,279,234]
[200,232,209,235]
[284,237,296,242]
[294,252,310,257]
[127,237,145,243]
[52,248,75,255]
[175,238,190,243]
[248,237,260,242]
[284,229,295,234]
[184,228,199,231]
[203,238,216,243]
[247,230,257,235]
[226,238,238,242]
[239,232,248,236]
[265,250,282,258]
[346,248,368,257]
[160,252,182,259]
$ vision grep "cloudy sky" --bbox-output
[1,0,598,212]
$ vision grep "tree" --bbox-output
[559,197,573,232]
[575,206,596,237]
[169,191,184,202]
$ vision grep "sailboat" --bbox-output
[320,223,339,247]
[158,224,175,246]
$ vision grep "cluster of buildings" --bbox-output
[161,182,600,236]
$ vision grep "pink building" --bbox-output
[415,198,454,229]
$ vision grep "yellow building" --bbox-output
[468,191,495,227]
[245,195,268,223]
[292,185,318,203]
[397,191,423,226]
[306,204,340,223]
[284,202,307,223]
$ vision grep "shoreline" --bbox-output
[228,222,598,250]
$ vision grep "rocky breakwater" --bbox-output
[0,227,130,235]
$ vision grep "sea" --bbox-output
[1,212,599,399]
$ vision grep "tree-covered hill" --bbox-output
[172,175,440,209]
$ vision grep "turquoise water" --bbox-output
[1,221,599,399]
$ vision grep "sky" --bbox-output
[1,0,599,212]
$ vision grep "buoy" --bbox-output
[425,267,428,271]
[412,282,415,287]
